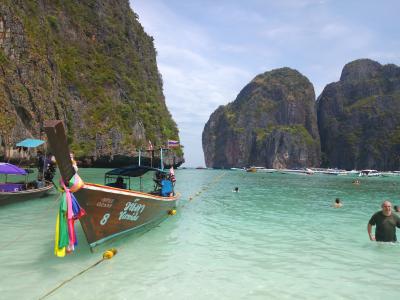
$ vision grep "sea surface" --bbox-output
[1,169,400,300]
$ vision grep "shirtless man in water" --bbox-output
[368,200,400,242]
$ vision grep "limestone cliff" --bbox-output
[317,59,400,170]
[202,68,321,168]
[0,0,183,166]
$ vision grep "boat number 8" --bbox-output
[100,213,110,225]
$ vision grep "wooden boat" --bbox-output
[44,120,179,248]
[0,163,53,205]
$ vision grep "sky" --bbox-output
[130,0,400,167]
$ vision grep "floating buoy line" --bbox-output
[180,171,226,209]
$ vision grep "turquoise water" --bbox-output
[1,169,399,299]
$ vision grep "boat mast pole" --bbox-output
[139,149,142,191]
[42,148,47,183]
[160,148,164,170]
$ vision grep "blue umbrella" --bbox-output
[0,163,27,175]
[16,139,45,148]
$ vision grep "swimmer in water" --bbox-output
[333,198,343,208]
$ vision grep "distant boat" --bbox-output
[358,169,382,177]
[44,120,179,249]
[280,168,314,175]
[383,171,400,176]
[256,168,276,173]
[244,166,275,173]
[0,162,53,205]
[381,172,398,177]
[321,169,348,176]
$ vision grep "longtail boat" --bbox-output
[44,120,178,249]
[0,163,53,205]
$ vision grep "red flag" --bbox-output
[167,140,179,148]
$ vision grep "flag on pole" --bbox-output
[167,140,180,148]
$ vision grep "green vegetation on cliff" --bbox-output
[0,0,182,161]
[203,67,320,168]
[317,59,400,170]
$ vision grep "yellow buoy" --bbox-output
[103,248,118,259]
[168,209,177,215]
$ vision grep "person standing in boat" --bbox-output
[368,200,400,242]
[44,154,57,182]
[37,151,45,180]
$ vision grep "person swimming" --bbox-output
[233,187,239,192]
[333,198,343,208]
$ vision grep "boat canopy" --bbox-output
[0,163,27,175]
[16,138,45,148]
[105,165,167,178]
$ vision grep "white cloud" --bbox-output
[131,0,400,167]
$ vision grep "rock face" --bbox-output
[0,0,183,166]
[317,59,400,171]
[202,68,320,168]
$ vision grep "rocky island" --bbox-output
[202,68,321,169]
[203,59,400,171]
[317,59,400,171]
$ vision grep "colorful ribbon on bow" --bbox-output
[54,174,86,257]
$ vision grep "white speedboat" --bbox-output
[322,169,348,176]
[280,168,314,175]
[358,169,381,177]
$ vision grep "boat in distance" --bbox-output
[44,120,179,249]
[358,169,382,177]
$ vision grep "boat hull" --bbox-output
[0,183,54,205]
[74,183,178,247]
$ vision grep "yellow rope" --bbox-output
[38,257,106,300]
[39,217,163,299]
